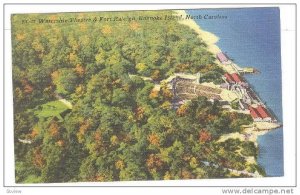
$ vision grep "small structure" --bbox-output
[242,91,252,105]
[216,52,231,65]
[224,72,246,86]
[249,106,263,121]
[224,73,235,84]
[248,105,273,122]
[18,138,32,144]
[256,105,272,122]
[220,83,229,89]
[231,73,243,83]
[239,100,248,110]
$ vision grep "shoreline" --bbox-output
[175,10,280,131]
[175,10,280,177]
[175,10,222,55]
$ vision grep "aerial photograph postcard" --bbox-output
[11,7,283,183]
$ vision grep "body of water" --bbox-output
[187,7,283,176]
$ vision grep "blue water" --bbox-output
[186,8,283,176]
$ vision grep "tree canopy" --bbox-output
[12,10,259,183]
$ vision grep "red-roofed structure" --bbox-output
[248,105,272,122]
[231,73,242,83]
[224,73,234,83]
[256,105,271,119]
[249,106,262,120]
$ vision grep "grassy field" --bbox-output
[32,100,70,121]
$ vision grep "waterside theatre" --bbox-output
[169,73,222,102]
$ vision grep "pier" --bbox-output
[231,62,257,74]
[216,52,257,74]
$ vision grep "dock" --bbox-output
[231,63,257,74]
[216,52,258,75]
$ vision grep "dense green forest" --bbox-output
[12,10,261,183]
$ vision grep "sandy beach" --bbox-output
[175,11,243,73]
[175,10,222,55]
[218,122,281,145]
